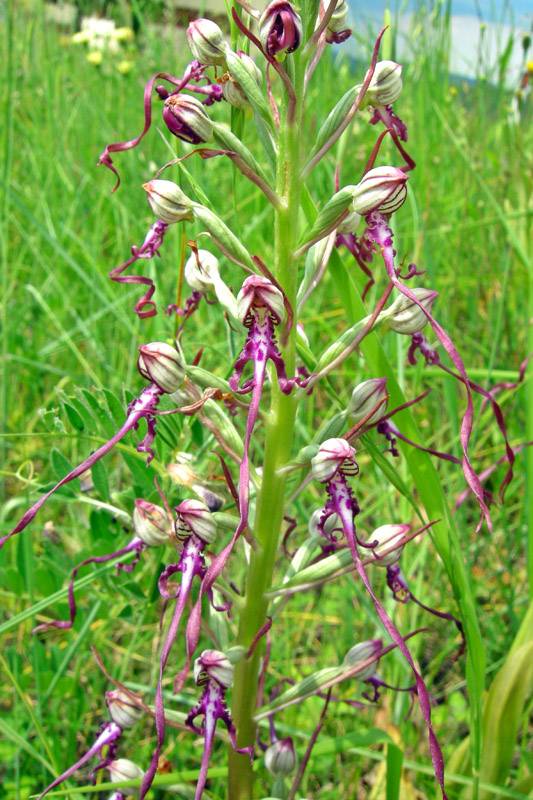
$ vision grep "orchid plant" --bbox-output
[4,2,521,798]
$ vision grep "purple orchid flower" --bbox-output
[32,499,172,634]
[186,650,254,800]
[311,438,449,799]
[139,499,230,800]
[98,61,222,192]
[365,211,492,533]
[109,220,168,319]
[258,0,303,57]
[174,275,312,692]
[369,105,408,142]
[2,343,184,552]
[37,688,143,799]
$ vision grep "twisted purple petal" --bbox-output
[2,385,162,551]
[366,212,491,532]
[37,722,122,799]
[32,536,145,634]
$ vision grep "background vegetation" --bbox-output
[1,0,532,798]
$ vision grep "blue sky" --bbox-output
[345,0,532,83]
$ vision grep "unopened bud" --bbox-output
[187,18,230,66]
[342,639,382,681]
[328,0,349,32]
[367,523,409,566]
[137,342,185,393]
[163,94,213,144]
[337,209,361,234]
[184,249,220,293]
[237,275,285,325]
[194,649,234,688]
[308,507,340,538]
[259,0,302,57]
[223,51,263,110]
[386,288,438,334]
[366,61,403,107]
[311,438,357,483]
[133,499,171,546]
[175,498,217,544]
[143,179,194,224]
[108,758,144,786]
[106,689,144,729]
[351,167,408,216]
[346,378,387,424]
[265,737,298,777]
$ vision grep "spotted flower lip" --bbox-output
[258,0,303,57]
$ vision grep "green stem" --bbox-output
[227,60,304,800]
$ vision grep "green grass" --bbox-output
[1,1,533,799]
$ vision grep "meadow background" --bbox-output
[1,0,533,798]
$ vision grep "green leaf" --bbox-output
[63,401,85,431]
[51,449,79,490]
[91,458,110,503]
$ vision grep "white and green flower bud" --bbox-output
[328,0,349,32]
[346,378,388,425]
[237,275,285,325]
[175,498,217,544]
[143,179,194,224]
[137,342,185,393]
[184,249,220,293]
[311,438,357,483]
[184,249,239,319]
[108,758,145,786]
[223,51,263,110]
[365,61,403,107]
[106,689,144,729]
[194,649,234,688]
[337,209,361,235]
[385,288,438,334]
[133,499,172,546]
[342,639,383,681]
[186,18,230,66]
[351,167,408,216]
[367,523,409,566]
[265,737,298,777]
[308,507,340,539]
